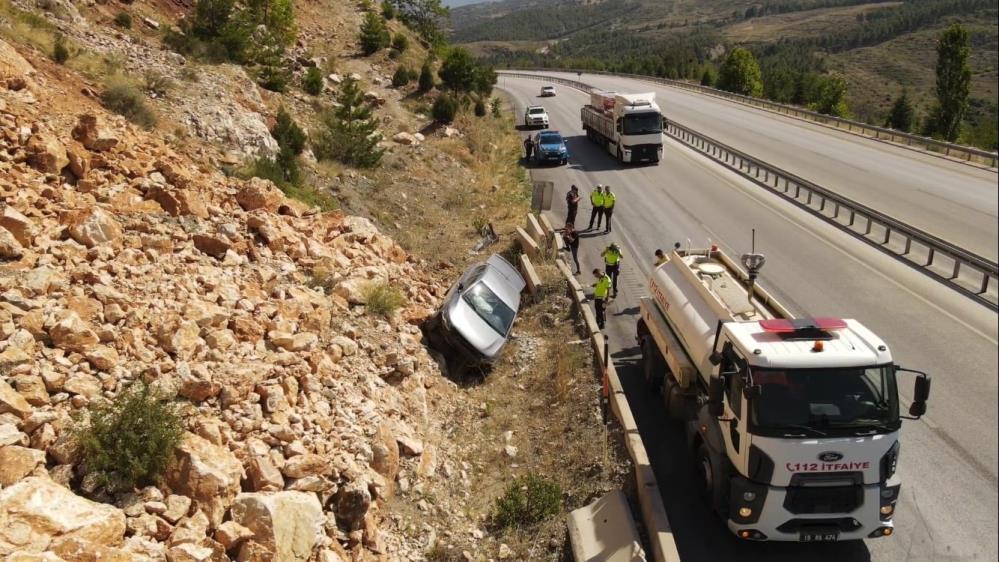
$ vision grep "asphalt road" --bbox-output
[507,71,999,262]
[499,77,999,562]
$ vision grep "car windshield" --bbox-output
[543,87,554,91]
[537,133,561,145]
[528,108,545,114]
[462,282,516,336]
[622,112,663,135]
[750,366,900,435]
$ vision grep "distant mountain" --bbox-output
[443,0,494,7]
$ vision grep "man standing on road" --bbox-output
[562,223,580,274]
[565,185,581,227]
[601,242,623,298]
[602,185,617,233]
[587,185,605,231]
[523,135,534,161]
[591,268,611,330]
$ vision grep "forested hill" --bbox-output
[449,0,998,149]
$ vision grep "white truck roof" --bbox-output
[726,319,893,369]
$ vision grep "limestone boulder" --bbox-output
[48,312,99,354]
[71,114,119,152]
[63,208,122,248]
[235,178,285,213]
[0,477,126,553]
[0,206,34,247]
[0,227,23,260]
[164,433,243,522]
[229,492,324,562]
[0,379,33,419]
[279,454,327,479]
[0,445,46,486]
[26,132,68,174]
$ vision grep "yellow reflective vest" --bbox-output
[602,247,623,265]
[590,191,605,207]
[604,192,616,209]
[594,275,612,298]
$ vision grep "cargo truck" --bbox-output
[636,246,931,542]
[581,90,664,164]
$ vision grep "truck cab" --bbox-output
[637,247,931,543]
[704,319,917,542]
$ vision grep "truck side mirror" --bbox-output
[708,376,724,417]
[897,367,931,419]
[743,384,761,399]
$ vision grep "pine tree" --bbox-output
[359,12,390,55]
[700,65,716,87]
[418,61,434,93]
[885,89,915,132]
[812,75,849,117]
[717,48,763,97]
[929,23,971,141]
[313,78,384,168]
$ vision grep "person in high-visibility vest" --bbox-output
[591,268,612,329]
[602,185,617,233]
[587,185,605,231]
[601,242,623,298]
[654,248,668,266]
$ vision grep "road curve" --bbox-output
[500,71,999,262]
[499,76,998,562]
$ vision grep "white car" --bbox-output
[540,85,557,97]
[524,106,549,128]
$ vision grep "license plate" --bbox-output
[800,529,840,542]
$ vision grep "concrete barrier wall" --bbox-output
[515,213,682,562]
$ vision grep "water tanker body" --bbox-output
[636,247,932,543]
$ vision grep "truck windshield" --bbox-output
[749,366,900,436]
[462,282,515,336]
[622,112,663,135]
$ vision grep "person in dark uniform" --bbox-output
[565,185,581,227]
[562,222,580,274]
[523,135,534,160]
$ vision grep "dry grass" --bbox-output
[392,295,631,560]
[723,2,901,43]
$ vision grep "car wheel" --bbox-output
[561,158,567,165]
[641,338,663,392]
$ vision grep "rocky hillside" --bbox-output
[0,20,463,562]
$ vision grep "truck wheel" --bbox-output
[617,149,624,164]
[696,443,729,516]
[641,338,664,392]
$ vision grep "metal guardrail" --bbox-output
[500,69,999,169]
[500,72,999,310]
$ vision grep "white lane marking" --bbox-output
[670,137,999,346]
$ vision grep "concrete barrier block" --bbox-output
[526,214,546,247]
[580,305,600,337]
[554,258,573,281]
[634,466,681,562]
[519,254,542,297]
[539,213,557,239]
[515,227,539,260]
[567,490,648,562]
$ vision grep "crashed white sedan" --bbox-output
[424,254,525,363]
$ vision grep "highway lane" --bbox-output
[503,71,999,262]
[500,77,999,562]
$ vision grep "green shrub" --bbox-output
[492,474,562,529]
[312,77,385,168]
[381,0,395,19]
[114,12,133,28]
[303,66,323,95]
[362,281,406,316]
[431,94,457,123]
[144,70,175,97]
[391,66,411,88]
[391,32,408,52]
[72,382,184,493]
[257,64,290,92]
[359,12,390,55]
[52,33,70,64]
[101,78,157,128]
[418,60,434,92]
[490,97,501,117]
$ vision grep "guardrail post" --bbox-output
[950,261,961,280]
[818,196,826,212]
[925,248,935,266]
[849,210,856,226]
[903,237,912,255]
[833,202,840,219]
[865,218,873,235]
[806,191,813,205]
[883,228,891,245]
[981,275,991,295]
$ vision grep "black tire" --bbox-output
[641,337,664,392]
[617,148,624,165]
[695,443,729,516]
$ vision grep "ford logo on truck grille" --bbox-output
[818,451,844,462]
